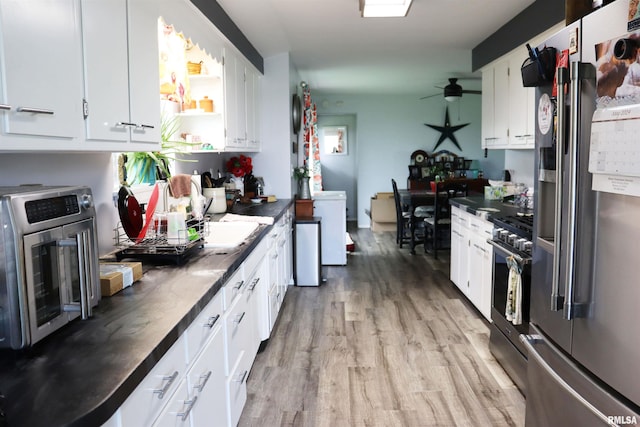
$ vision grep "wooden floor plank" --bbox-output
[240,227,524,427]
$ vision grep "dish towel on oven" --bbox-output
[505,256,522,325]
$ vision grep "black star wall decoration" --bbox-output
[425,106,469,151]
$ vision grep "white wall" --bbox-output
[504,149,535,189]
[252,52,298,199]
[314,92,505,228]
[0,153,119,256]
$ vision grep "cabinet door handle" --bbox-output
[177,396,198,422]
[115,121,136,128]
[136,123,155,130]
[233,280,244,291]
[204,314,220,329]
[234,370,248,383]
[234,311,246,324]
[248,277,260,291]
[194,371,212,392]
[0,104,11,111]
[16,107,54,115]
[153,371,179,399]
[473,243,487,253]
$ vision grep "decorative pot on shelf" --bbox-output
[298,176,311,199]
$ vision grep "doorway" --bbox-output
[317,114,357,222]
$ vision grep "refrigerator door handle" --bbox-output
[519,334,612,424]
[563,62,596,320]
[551,66,569,312]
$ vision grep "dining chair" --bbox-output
[391,178,412,247]
[423,181,468,259]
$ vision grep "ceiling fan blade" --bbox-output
[461,90,482,95]
[419,93,441,100]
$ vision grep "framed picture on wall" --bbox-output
[322,125,347,155]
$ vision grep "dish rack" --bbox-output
[113,217,209,264]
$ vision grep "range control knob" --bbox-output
[80,194,94,210]
[522,241,533,254]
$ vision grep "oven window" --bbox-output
[492,249,531,330]
[31,242,62,326]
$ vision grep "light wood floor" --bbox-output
[239,227,525,427]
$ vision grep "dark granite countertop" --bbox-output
[449,196,533,221]
[0,199,292,427]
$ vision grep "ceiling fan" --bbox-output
[421,78,481,101]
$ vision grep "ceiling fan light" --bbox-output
[444,95,460,102]
[360,0,412,17]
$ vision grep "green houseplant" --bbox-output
[126,114,195,184]
[293,165,311,199]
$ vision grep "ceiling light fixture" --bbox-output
[359,0,412,18]
[444,79,463,102]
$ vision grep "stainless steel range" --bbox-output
[487,213,533,393]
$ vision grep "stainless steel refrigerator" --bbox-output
[525,1,640,425]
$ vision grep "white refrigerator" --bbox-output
[312,191,347,265]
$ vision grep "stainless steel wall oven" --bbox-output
[0,185,100,349]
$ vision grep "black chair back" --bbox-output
[391,178,403,222]
[432,182,466,220]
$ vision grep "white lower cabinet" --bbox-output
[450,206,493,321]
[187,324,227,427]
[119,335,187,426]
[468,216,493,320]
[105,217,291,427]
[244,257,266,360]
[152,379,193,427]
[449,207,469,288]
[226,350,251,427]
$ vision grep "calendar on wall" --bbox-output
[589,104,640,196]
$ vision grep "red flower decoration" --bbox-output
[226,155,253,177]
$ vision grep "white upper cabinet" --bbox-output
[482,22,564,150]
[0,0,84,143]
[81,0,161,149]
[224,49,245,149]
[158,0,226,152]
[245,66,261,151]
[481,58,509,149]
[508,48,535,148]
[223,48,261,152]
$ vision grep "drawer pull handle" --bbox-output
[0,104,11,111]
[16,106,54,115]
[248,277,260,291]
[115,121,136,127]
[205,314,220,329]
[153,370,178,399]
[234,370,248,383]
[233,280,244,291]
[177,396,197,421]
[234,312,246,324]
[194,371,212,392]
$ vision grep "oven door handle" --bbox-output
[487,240,531,265]
[58,231,92,319]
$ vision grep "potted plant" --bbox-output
[293,165,311,199]
[125,114,195,184]
[226,154,255,196]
